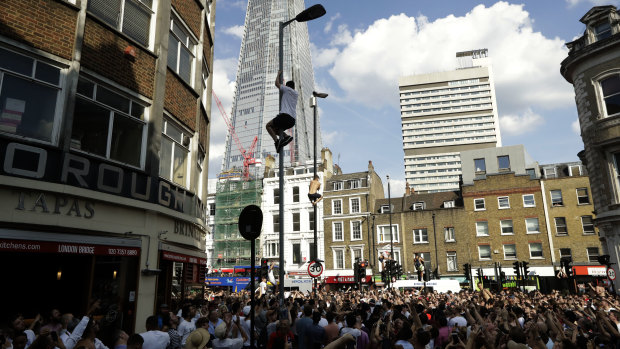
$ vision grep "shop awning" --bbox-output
[573,265,606,276]
[159,243,206,265]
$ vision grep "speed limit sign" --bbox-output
[608,267,616,281]
[308,260,323,278]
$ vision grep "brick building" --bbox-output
[322,161,384,287]
[561,5,620,291]
[0,0,215,331]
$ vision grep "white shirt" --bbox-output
[139,330,170,349]
[61,316,89,349]
[396,339,414,349]
[279,85,299,118]
[177,319,196,346]
[212,337,244,349]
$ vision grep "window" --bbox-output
[587,247,599,263]
[412,202,425,211]
[498,196,510,209]
[595,21,612,41]
[554,217,567,236]
[380,205,391,213]
[476,221,489,236]
[474,158,486,173]
[378,225,399,243]
[209,204,215,216]
[334,249,344,269]
[349,179,360,189]
[351,248,363,266]
[309,211,315,231]
[478,245,491,260]
[159,119,190,186]
[529,243,544,258]
[447,252,458,271]
[581,216,595,235]
[333,181,343,190]
[273,214,279,233]
[265,241,279,257]
[550,190,564,206]
[351,221,362,240]
[544,167,557,179]
[413,228,428,244]
[73,77,147,168]
[444,227,455,242]
[292,243,300,264]
[601,75,620,117]
[474,198,486,211]
[273,189,280,204]
[526,168,537,179]
[292,212,300,231]
[503,244,517,259]
[523,194,535,207]
[168,13,196,85]
[421,252,431,273]
[332,199,342,215]
[293,187,299,203]
[350,198,360,213]
[498,155,510,171]
[577,188,590,205]
[500,220,514,235]
[560,248,572,262]
[87,0,153,46]
[201,59,209,107]
[0,47,64,143]
[526,218,540,234]
[569,165,583,176]
[333,222,343,241]
[443,200,455,208]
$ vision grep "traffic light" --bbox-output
[393,263,403,279]
[261,259,269,278]
[561,257,573,278]
[354,260,360,282]
[513,261,521,279]
[463,263,471,281]
[598,255,611,266]
[359,261,367,280]
[522,261,530,278]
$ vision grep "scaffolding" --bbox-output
[214,177,262,268]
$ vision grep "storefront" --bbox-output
[156,246,207,310]
[323,275,372,290]
[573,265,609,293]
[0,229,141,332]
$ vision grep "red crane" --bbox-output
[212,90,259,180]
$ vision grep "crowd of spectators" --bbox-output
[2,282,620,349]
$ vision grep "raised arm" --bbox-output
[275,70,282,88]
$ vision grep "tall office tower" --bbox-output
[222,0,320,174]
[399,49,502,193]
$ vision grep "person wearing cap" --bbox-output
[240,305,252,348]
[211,311,246,349]
[183,328,209,349]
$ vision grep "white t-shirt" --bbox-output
[395,339,414,349]
[139,330,170,349]
[212,337,244,349]
[279,85,299,118]
[177,319,196,346]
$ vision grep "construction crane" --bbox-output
[212,90,259,181]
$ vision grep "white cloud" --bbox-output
[322,131,338,145]
[324,13,341,33]
[324,2,573,120]
[499,109,544,136]
[572,119,581,135]
[330,25,353,46]
[385,178,406,198]
[222,25,244,39]
[208,58,238,177]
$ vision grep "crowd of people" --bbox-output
[2,281,620,349]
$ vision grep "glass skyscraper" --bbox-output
[222,0,321,174]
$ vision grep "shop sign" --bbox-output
[161,251,206,265]
[173,220,205,243]
[289,271,309,276]
[0,139,206,220]
[573,265,606,276]
[0,238,139,256]
[15,191,95,219]
[324,275,372,284]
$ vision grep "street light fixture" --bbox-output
[278,3,326,307]
[310,91,327,263]
[387,175,394,288]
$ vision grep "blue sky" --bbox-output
[209,0,618,196]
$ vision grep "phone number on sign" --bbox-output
[107,248,138,256]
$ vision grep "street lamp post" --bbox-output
[310,91,327,297]
[387,175,394,288]
[432,212,439,280]
[278,4,326,307]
